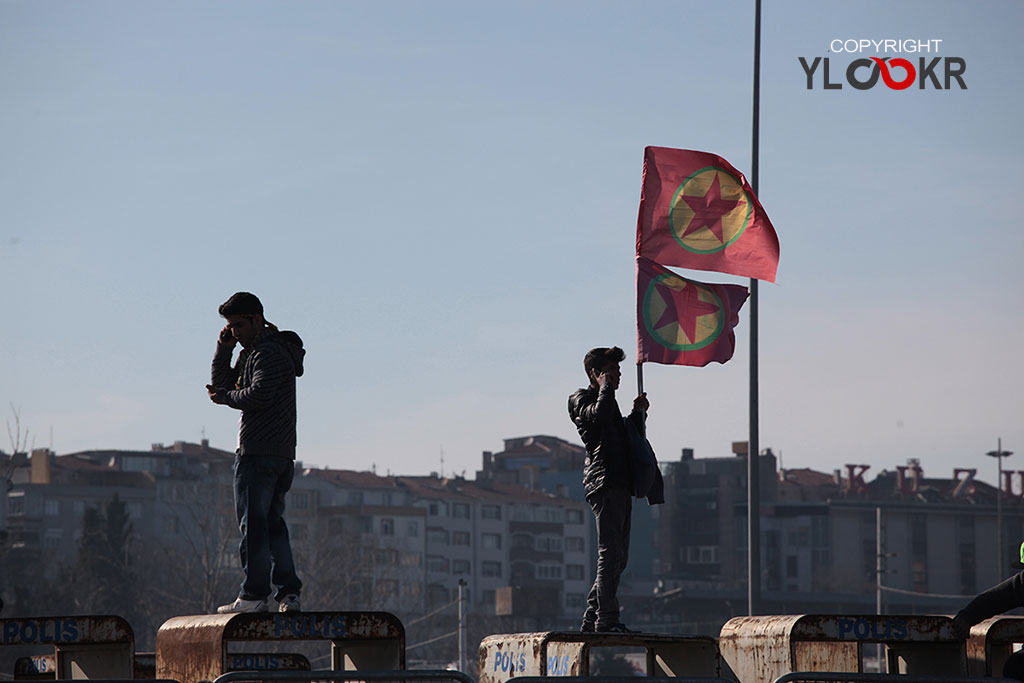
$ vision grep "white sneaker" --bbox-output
[216,597,268,614]
[279,594,301,612]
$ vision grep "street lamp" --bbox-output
[987,438,1014,576]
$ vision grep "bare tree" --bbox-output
[3,403,33,485]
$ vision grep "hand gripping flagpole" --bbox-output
[747,0,763,617]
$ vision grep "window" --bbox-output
[45,499,60,516]
[8,494,24,516]
[406,521,420,537]
[376,579,399,597]
[482,561,502,577]
[541,507,563,523]
[482,533,502,550]
[428,501,448,517]
[566,593,585,609]
[401,552,422,566]
[73,500,84,515]
[911,513,928,555]
[686,546,718,564]
[786,556,798,578]
[452,559,471,575]
[292,492,309,510]
[481,504,502,520]
[375,549,398,564]
[535,535,562,552]
[566,537,584,553]
[427,556,450,573]
[428,528,450,544]
[567,509,584,524]
[381,518,394,536]
[452,531,470,546]
[382,492,393,506]
[43,528,63,548]
[453,503,470,519]
[536,564,562,579]
[567,564,585,581]
[127,502,143,520]
[512,533,532,550]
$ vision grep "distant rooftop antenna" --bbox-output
[440,446,445,478]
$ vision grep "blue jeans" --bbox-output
[233,455,302,601]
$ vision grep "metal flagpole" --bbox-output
[747,0,762,617]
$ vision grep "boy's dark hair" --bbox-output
[219,292,264,318]
[583,346,625,378]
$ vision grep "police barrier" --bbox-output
[156,611,403,683]
[719,615,966,683]
[965,615,1024,677]
[211,668,474,683]
[510,677,732,683]
[772,672,1016,683]
[1,615,135,679]
[14,651,156,680]
[479,632,722,683]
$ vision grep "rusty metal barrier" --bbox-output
[156,611,404,683]
[772,672,1017,683]
[965,615,1024,677]
[510,677,732,683]
[479,632,722,683]
[720,615,966,683]
[1,615,135,679]
[211,668,475,683]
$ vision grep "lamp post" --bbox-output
[987,438,1014,577]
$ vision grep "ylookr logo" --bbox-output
[800,39,966,90]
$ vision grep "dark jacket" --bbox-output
[212,330,305,459]
[625,415,665,505]
[955,571,1024,627]
[568,384,642,500]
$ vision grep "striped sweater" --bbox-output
[211,330,305,459]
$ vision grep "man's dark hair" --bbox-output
[219,292,264,318]
[584,346,625,378]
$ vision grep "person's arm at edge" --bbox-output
[953,572,1024,637]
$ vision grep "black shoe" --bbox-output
[580,622,595,633]
[597,623,636,633]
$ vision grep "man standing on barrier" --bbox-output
[207,292,305,613]
[568,346,649,633]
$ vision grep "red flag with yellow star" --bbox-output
[637,146,779,282]
[636,256,749,367]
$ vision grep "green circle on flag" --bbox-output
[642,273,724,351]
[668,166,753,254]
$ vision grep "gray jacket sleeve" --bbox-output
[211,343,238,389]
[224,346,292,412]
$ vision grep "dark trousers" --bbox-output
[583,487,632,628]
[233,455,302,601]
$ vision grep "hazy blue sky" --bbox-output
[2,1,1021,485]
